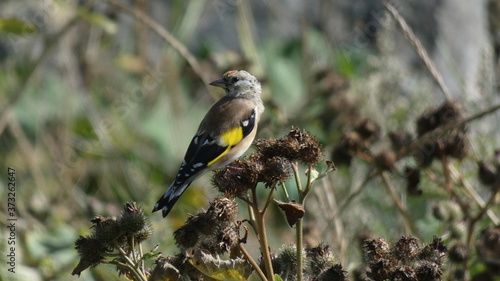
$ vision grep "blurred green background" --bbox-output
[0,0,499,280]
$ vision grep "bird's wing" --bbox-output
[180,106,258,175]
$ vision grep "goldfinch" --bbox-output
[153,70,264,217]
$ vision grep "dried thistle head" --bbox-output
[374,150,397,172]
[340,131,363,154]
[392,236,420,262]
[307,242,336,276]
[476,226,500,274]
[118,202,152,243]
[404,166,422,196]
[355,118,380,142]
[367,258,393,281]
[213,225,239,253]
[206,197,238,222]
[415,261,442,281]
[435,100,463,125]
[255,127,323,165]
[389,131,413,152]
[173,214,206,250]
[91,216,124,248]
[363,238,390,263]
[416,100,464,136]
[478,161,497,186]
[174,198,239,255]
[259,156,292,187]
[362,236,447,281]
[444,130,469,159]
[419,236,447,265]
[315,264,347,281]
[331,143,352,167]
[212,157,260,198]
[414,101,468,164]
[448,242,470,263]
[287,127,323,165]
[271,244,304,280]
[72,236,108,276]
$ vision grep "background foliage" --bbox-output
[0,0,499,280]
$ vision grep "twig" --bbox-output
[280,182,291,202]
[114,243,148,281]
[0,17,80,136]
[381,172,418,236]
[292,162,303,193]
[104,0,213,97]
[235,0,263,76]
[261,186,275,215]
[439,153,468,214]
[250,188,275,280]
[336,169,380,217]
[238,243,268,281]
[397,102,500,159]
[290,161,304,281]
[384,1,452,101]
[466,183,500,247]
[296,216,304,281]
[453,167,499,224]
[302,165,315,198]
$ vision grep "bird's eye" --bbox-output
[230,76,240,83]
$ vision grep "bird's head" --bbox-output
[209,70,262,98]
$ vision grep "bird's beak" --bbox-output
[209,78,227,89]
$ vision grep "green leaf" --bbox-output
[142,251,162,261]
[187,250,253,281]
[314,161,337,181]
[77,8,117,34]
[306,167,319,182]
[0,18,37,35]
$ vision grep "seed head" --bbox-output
[355,118,380,142]
[404,167,422,196]
[255,127,323,165]
[415,261,442,281]
[72,236,108,276]
[448,242,470,263]
[392,236,420,262]
[315,264,347,281]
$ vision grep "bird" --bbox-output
[153,70,265,217]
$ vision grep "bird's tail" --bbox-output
[152,181,192,217]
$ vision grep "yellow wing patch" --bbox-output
[220,126,244,146]
[207,127,243,166]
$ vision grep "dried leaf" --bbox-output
[275,200,305,227]
[187,249,253,281]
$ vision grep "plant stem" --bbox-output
[381,172,418,236]
[250,188,275,280]
[295,217,303,281]
[256,208,275,280]
[292,162,303,194]
[291,162,304,281]
[280,182,291,201]
[129,235,137,264]
[238,243,268,281]
[115,243,148,281]
[302,165,314,199]
[262,186,275,214]
[466,183,500,247]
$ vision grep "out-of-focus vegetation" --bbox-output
[0,0,499,280]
